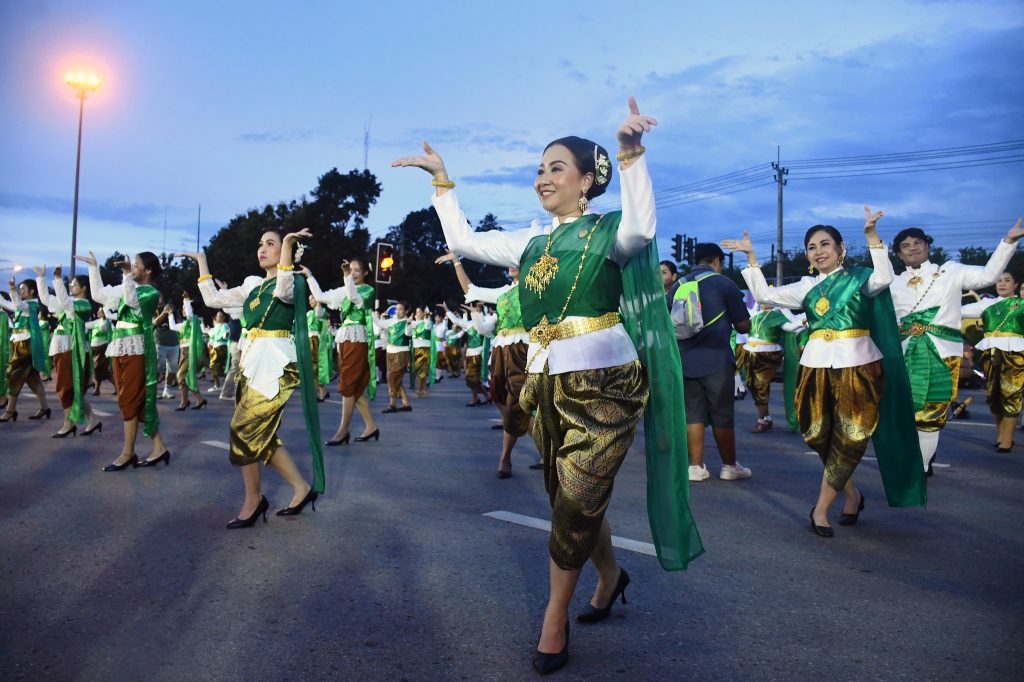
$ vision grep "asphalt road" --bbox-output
[1,375,1021,681]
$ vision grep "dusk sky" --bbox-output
[1,0,1022,279]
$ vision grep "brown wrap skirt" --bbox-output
[113,354,146,422]
[339,341,371,398]
[490,342,530,437]
[6,339,39,394]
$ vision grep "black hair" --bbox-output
[138,251,163,280]
[803,225,845,249]
[660,260,678,275]
[71,275,90,298]
[543,135,612,200]
[19,279,39,297]
[350,257,372,274]
[891,227,933,254]
[694,243,725,265]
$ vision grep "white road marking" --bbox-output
[92,409,113,417]
[483,511,657,557]
[202,440,230,450]
[945,421,995,428]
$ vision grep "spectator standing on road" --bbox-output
[81,251,172,470]
[726,208,926,538]
[660,260,678,292]
[154,299,180,400]
[183,230,324,527]
[395,97,702,675]
[672,243,753,482]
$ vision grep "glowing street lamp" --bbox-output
[65,70,101,277]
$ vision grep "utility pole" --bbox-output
[163,210,167,255]
[772,146,788,286]
[196,204,202,251]
[363,118,372,170]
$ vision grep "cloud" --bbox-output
[393,124,535,153]
[462,164,537,187]
[237,129,316,144]
[0,191,168,227]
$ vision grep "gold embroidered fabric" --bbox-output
[980,349,1024,418]
[464,354,483,391]
[914,356,961,431]
[743,350,783,406]
[413,347,431,380]
[5,339,37,392]
[229,363,299,466]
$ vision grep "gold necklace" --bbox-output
[523,214,583,297]
[248,278,274,312]
[813,270,842,316]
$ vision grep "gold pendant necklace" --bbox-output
[524,223,568,297]
[249,279,274,311]
[814,271,841,315]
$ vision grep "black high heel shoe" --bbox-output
[809,508,833,537]
[532,623,569,675]
[354,429,380,442]
[276,489,318,516]
[138,451,171,467]
[837,492,865,526]
[174,402,190,412]
[52,425,77,439]
[576,567,630,623]
[103,454,139,472]
[325,433,350,446]
[29,408,52,420]
[226,496,269,529]
[194,399,208,410]
[82,422,103,436]
[0,410,17,423]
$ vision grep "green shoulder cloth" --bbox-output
[782,329,801,432]
[0,312,9,394]
[186,317,203,393]
[26,300,47,374]
[293,275,325,494]
[137,285,161,437]
[67,299,93,425]
[620,239,704,571]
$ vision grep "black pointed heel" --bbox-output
[576,567,630,623]
[194,399,208,410]
[103,454,139,472]
[354,429,380,442]
[174,402,190,411]
[837,492,865,526]
[138,451,171,467]
[0,410,17,423]
[82,422,103,436]
[276,489,318,516]
[29,408,52,420]
[52,425,77,439]
[226,496,269,529]
[810,508,833,537]
[532,623,569,675]
[325,433,350,446]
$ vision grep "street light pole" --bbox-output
[64,70,101,278]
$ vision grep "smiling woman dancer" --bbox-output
[182,230,324,528]
[0,277,50,422]
[395,97,702,675]
[34,265,102,438]
[723,211,926,538]
[81,251,171,470]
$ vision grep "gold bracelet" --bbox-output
[616,146,646,162]
[197,274,213,283]
[867,242,886,250]
[432,178,456,189]
[278,264,295,271]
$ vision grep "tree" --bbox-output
[475,213,502,232]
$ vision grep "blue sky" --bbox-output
[1,0,1022,278]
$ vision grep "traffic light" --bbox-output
[684,237,696,265]
[671,234,683,262]
[375,242,395,284]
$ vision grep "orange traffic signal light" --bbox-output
[376,242,395,284]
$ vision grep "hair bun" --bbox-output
[544,136,612,200]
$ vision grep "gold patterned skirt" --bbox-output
[520,360,648,570]
[209,344,228,379]
[490,342,530,437]
[386,350,409,395]
[413,347,431,381]
[445,345,462,376]
[339,341,370,397]
[175,345,190,385]
[229,363,299,466]
[6,339,39,394]
[744,350,783,406]
[465,354,482,390]
[980,349,1024,419]
[795,361,884,491]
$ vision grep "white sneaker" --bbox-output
[160,391,172,400]
[207,386,220,393]
[689,464,710,482]
[720,462,752,480]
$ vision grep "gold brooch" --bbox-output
[907,275,923,288]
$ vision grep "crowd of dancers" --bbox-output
[3,96,1021,675]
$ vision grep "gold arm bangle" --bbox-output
[197,274,213,283]
[867,242,886,250]
[431,178,456,189]
[277,264,295,271]
[615,146,646,162]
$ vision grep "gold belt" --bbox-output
[900,322,947,338]
[986,331,1024,339]
[809,328,870,342]
[497,327,527,337]
[115,321,139,330]
[529,312,621,348]
[248,329,292,340]
[12,328,30,334]
[744,339,779,348]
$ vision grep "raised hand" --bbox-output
[863,205,884,235]
[53,265,62,279]
[720,231,754,254]
[283,228,312,245]
[118,255,132,273]
[341,259,351,277]
[1005,218,1024,243]
[215,279,228,290]
[74,251,97,267]
[391,141,448,179]
[33,265,45,277]
[176,251,205,261]
[617,96,657,150]
[435,251,459,266]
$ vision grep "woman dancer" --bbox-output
[410,307,436,398]
[438,251,531,478]
[173,295,206,410]
[443,303,488,406]
[0,277,50,422]
[724,211,926,538]
[207,310,230,392]
[743,303,789,432]
[962,272,1024,451]
[395,97,701,674]
[35,266,102,437]
[87,307,114,396]
[182,230,323,527]
[305,258,379,444]
[81,251,171,470]
[374,303,413,413]
[306,297,330,402]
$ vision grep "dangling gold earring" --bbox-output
[808,264,815,275]
[839,249,846,266]
[578,194,589,214]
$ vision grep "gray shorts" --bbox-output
[157,345,179,377]
[683,367,735,428]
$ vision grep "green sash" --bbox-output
[898,306,962,410]
[620,239,704,570]
[185,318,202,393]
[782,330,801,432]
[496,285,523,331]
[22,300,47,374]
[0,312,9,394]
[481,335,490,385]
[806,267,926,508]
[135,285,161,436]
[66,299,92,424]
[293,276,325,494]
